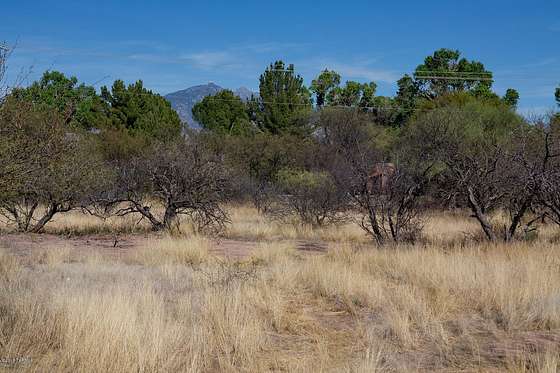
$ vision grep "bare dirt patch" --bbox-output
[0,233,332,262]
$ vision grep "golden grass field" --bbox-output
[1,205,560,372]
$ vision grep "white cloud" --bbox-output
[297,58,398,84]
[180,51,238,69]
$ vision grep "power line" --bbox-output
[414,76,493,81]
[268,68,495,81]
[90,75,111,87]
[414,70,493,76]
[176,96,427,112]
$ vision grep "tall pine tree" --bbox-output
[255,61,311,134]
[101,80,181,141]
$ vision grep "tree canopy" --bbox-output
[414,48,493,98]
[327,81,377,108]
[192,90,253,135]
[101,80,181,141]
[502,88,520,109]
[310,69,341,108]
[255,61,312,134]
[12,70,108,130]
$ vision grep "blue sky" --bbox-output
[2,0,559,114]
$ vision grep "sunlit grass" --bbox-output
[1,206,560,371]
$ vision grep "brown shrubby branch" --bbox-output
[0,99,109,232]
[316,107,427,244]
[95,139,230,233]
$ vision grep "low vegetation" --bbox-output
[2,209,560,372]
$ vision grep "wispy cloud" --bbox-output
[328,63,398,83]
[296,57,398,84]
[549,22,560,32]
[239,42,311,53]
[180,51,239,69]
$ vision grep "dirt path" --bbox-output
[0,233,330,260]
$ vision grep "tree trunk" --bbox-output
[506,198,532,241]
[20,202,38,232]
[467,187,497,241]
[365,202,385,245]
[163,205,178,230]
[29,204,58,233]
[131,201,165,231]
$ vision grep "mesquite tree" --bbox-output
[317,108,428,244]
[104,139,230,233]
[269,169,350,227]
[0,98,107,232]
[405,99,540,241]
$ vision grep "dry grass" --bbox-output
[134,236,213,266]
[225,205,369,243]
[1,207,560,372]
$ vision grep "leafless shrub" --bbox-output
[99,139,230,233]
[536,117,560,226]
[0,43,31,104]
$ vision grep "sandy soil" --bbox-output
[0,233,330,261]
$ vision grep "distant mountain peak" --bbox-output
[165,83,257,129]
[235,87,257,101]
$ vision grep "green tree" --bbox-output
[502,88,520,109]
[414,48,493,98]
[101,80,181,141]
[192,90,253,135]
[256,61,312,134]
[310,69,341,108]
[555,86,559,107]
[394,49,520,125]
[327,81,377,108]
[394,74,421,125]
[403,98,534,241]
[12,70,108,129]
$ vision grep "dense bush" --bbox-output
[98,138,230,233]
[402,98,543,241]
[0,98,109,232]
[316,107,428,244]
[268,169,349,226]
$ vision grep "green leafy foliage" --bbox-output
[192,90,253,135]
[273,168,348,226]
[310,69,341,108]
[327,81,377,108]
[394,74,421,124]
[277,169,330,190]
[502,88,520,109]
[414,48,493,97]
[255,61,312,134]
[12,70,108,130]
[101,80,181,141]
